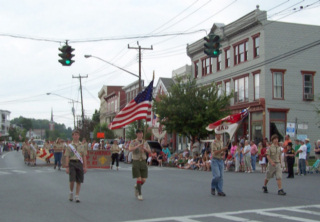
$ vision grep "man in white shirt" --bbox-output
[296,140,307,176]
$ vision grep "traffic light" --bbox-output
[204,34,221,58]
[58,44,75,66]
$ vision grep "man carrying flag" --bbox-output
[207,109,249,197]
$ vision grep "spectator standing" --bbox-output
[210,134,228,196]
[162,144,171,162]
[294,139,301,175]
[305,138,311,173]
[314,140,320,160]
[262,134,286,195]
[230,141,237,156]
[192,138,200,156]
[110,140,121,170]
[243,140,252,173]
[296,139,307,176]
[285,142,295,178]
[282,135,292,173]
[259,143,267,173]
[250,141,258,172]
[234,145,241,172]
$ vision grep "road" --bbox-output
[1,151,319,222]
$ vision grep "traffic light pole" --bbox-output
[72,74,88,132]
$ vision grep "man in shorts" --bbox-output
[65,130,87,203]
[129,129,151,201]
[262,134,286,195]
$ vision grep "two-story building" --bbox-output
[187,7,320,148]
[0,110,10,137]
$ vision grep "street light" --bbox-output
[46,93,80,129]
[84,54,142,128]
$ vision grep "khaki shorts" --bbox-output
[69,160,84,183]
[132,160,148,178]
[266,163,282,180]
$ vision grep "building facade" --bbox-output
[0,110,10,137]
[187,8,320,151]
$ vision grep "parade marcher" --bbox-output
[22,139,30,165]
[65,130,87,203]
[285,142,295,178]
[129,129,151,201]
[53,138,64,170]
[110,140,121,170]
[262,134,286,195]
[30,139,38,166]
[210,134,228,196]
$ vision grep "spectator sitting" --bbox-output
[184,156,194,169]
[162,144,171,162]
[202,151,211,171]
[225,153,234,171]
[177,154,187,167]
[157,151,165,167]
[182,148,189,158]
[149,149,158,166]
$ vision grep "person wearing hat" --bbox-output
[129,129,151,201]
[65,130,87,203]
[296,139,307,176]
[262,134,286,195]
[305,138,311,173]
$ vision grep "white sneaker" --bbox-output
[137,195,143,201]
[75,195,80,203]
[69,193,73,201]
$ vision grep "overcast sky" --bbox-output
[0,0,319,129]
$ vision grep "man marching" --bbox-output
[129,129,151,201]
[210,134,228,196]
[65,130,87,203]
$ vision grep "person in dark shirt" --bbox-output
[285,142,295,178]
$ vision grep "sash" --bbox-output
[30,144,37,152]
[68,144,83,164]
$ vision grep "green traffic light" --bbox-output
[65,60,71,65]
[213,50,219,56]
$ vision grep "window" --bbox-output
[253,71,260,100]
[301,71,315,101]
[268,109,289,142]
[217,83,222,97]
[217,54,222,71]
[201,57,212,76]
[271,69,286,99]
[194,61,199,78]
[225,47,230,68]
[252,33,260,58]
[234,75,249,103]
[233,39,249,65]
[225,80,230,96]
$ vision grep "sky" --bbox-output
[0,0,319,129]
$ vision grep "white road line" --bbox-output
[121,204,320,222]
[11,170,27,174]
[285,208,320,216]
[0,171,10,175]
[256,211,319,222]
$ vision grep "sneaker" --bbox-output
[211,188,215,195]
[278,189,286,195]
[69,193,73,201]
[134,185,138,197]
[137,195,143,201]
[218,192,226,196]
[262,186,268,193]
[75,195,80,202]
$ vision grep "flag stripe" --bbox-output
[109,81,153,130]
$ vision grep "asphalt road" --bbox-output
[1,151,319,222]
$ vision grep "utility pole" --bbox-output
[128,42,153,129]
[72,74,88,132]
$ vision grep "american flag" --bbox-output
[108,80,153,130]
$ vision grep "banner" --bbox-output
[86,150,111,169]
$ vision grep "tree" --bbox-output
[126,120,152,141]
[153,75,233,143]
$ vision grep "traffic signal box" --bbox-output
[58,45,75,66]
[204,34,221,58]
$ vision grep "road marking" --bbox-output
[121,204,320,222]
[11,170,27,174]
[0,171,10,175]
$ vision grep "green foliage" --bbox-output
[92,109,100,125]
[153,75,233,142]
[93,123,115,140]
